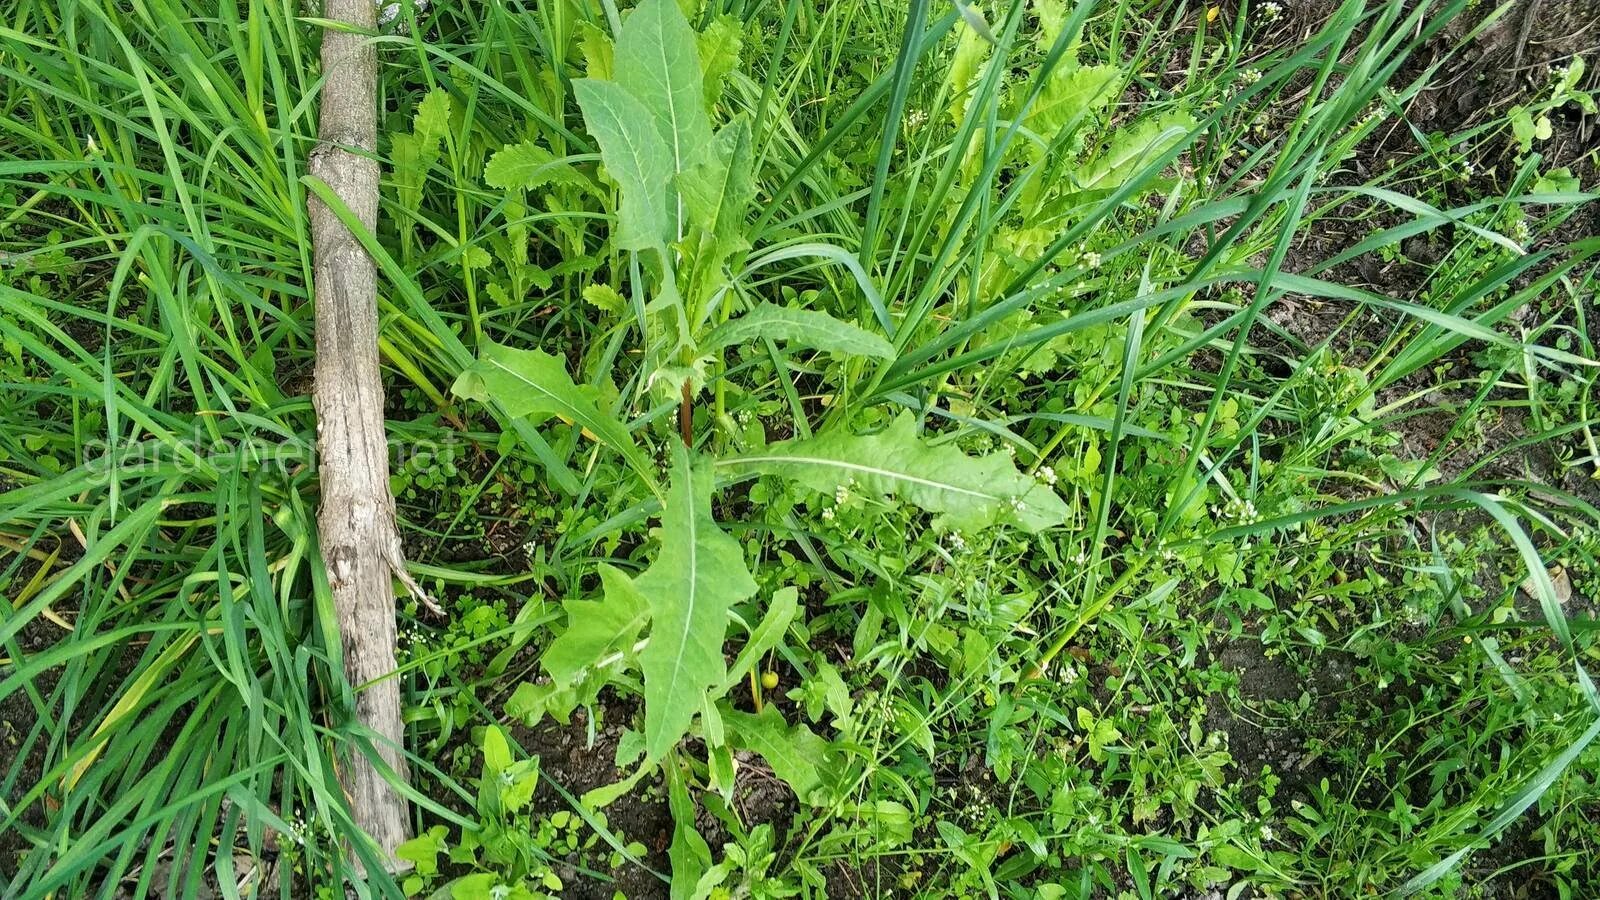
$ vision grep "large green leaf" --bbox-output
[542,564,651,687]
[483,140,588,192]
[677,116,754,273]
[1077,110,1196,193]
[697,15,743,112]
[1025,63,1119,139]
[637,445,758,758]
[615,0,714,187]
[451,340,655,486]
[722,705,835,804]
[719,412,1069,532]
[701,302,894,359]
[392,89,452,215]
[573,77,673,252]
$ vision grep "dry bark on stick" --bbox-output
[308,0,418,868]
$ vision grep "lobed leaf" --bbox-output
[637,445,758,759]
[573,78,674,253]
[701,302,894,360]
[483,140,588,192]
[615,0,714,182]
[719,412,1069,532]
[541,564,651,688]
[722,705,835,803]
[451,340,655,486]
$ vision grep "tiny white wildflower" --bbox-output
[821,507,836,522]
[1239,68,1263,85]
[1036,465,1057,486]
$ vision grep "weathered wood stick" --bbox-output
[308,0,412,869]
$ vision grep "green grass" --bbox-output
[2,0,1598,896]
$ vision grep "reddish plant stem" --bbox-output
[679,381,693,447]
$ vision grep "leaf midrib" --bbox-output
[720,454,999,500]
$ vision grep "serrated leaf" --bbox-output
[391,90,452,216]
[946,17,991,126]
[702,302,894,359]
[573,78,673,253]
[391,132,426,214]
[723,705,834,803]
[1078,111,1195,193]
[543,564,651,687]
[584,283,628,316]
[484,140,587,192]
[414,89,452,146]
[637,445,758,759]
[451,340,654,486]
[719,412,1069,532]
[677,116,754,269]
[577,21,613,79]
[616,0,715,185]
[697,15,743,111]
[1026,63,1119,138]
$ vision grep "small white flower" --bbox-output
[948,531,967,551]
[1036,465,1057,486]
[821,507,836,522]
[1262,825,1276,842]
[1008,496,1028,513]
[1239,68,1263,86]
[834,484,850,504]
[1080,249,1101,269]
[1257,1,1282,20]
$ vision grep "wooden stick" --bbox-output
[308,0,413,869]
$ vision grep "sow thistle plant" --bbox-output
[442,0,1087,878]
[438,0,1599,891]
[8,0,1600,893]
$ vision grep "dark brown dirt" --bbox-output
[511,708,673,900]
